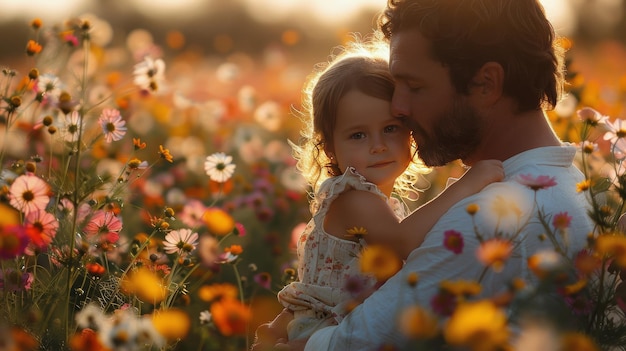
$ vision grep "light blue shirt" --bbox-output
[305,145,594,350]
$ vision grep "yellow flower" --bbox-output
[121,267,167,304]
[202,207,235,236]
[198,283,239,302]
[576,179,591,192]
[346,226,368,237]
[152,308,190,341]
[466,203,480,215]
[406,272,419,287]
[564,279,587,296]
[444,300,509,351]
[398,305,439,339]
[594,234,626,268]
[560,332,600,351]
[360,244,402,282]
[439,279,482,297]
[476,238,513,272]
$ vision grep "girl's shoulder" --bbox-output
[311,167,387,215]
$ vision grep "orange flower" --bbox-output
[398,305,439,339]
[476,238,512,272]
[359,244,402,282]
[158,145,173,163]
[439,279,482,297]
[133,138,146,150]
[210,298,251,336]
[594,234,626,268]
[560,332,600,351]
[527,250,568,280]
[69,328,109,351]
[25,40,42,56]
[203,207,235,236]
[198,283,238,302]
[225,244,243,255]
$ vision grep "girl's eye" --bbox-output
[350,132,365,140]
[384,125,400,133]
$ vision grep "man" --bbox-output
[269,0,594,349]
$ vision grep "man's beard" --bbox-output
[410,98,484,167]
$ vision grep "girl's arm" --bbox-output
[324,160,504,259]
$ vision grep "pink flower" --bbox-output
[99,108,127,143]
[24,209,59,254]
[552,212,573,230]
[0,224,30,259]
[443,230,464,254]
[178,200,207,228]
[254,272,272,290]
[198,235,220,267]
[234,223,246,237]
[516,174,557,191]
[9,174,50,215]
[0,270,34,292]
[83,210,122,244]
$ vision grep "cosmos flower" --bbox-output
[0,225,30,259]
[204,152,236,183]
[516,174,558,191]
[24,209,59,254]
[63,110,84,143]
[98,108,127,143]
[359,244,402,282]
[163,228,199,256]
[83,210,122,244]
[133,56,166,92]
[9,174,50,215]
[443,230,464,254]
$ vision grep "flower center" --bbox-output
[22,190,35,202]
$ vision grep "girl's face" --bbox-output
[328,89,412,196]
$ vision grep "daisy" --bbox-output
[83,210,122,244]
[178,199,207,228]
[163,228,199,256]
[98,108,127,143]
[63,110,84,143]
[35,73,62,101]
[9,174,50,215]
[204,152,236,183]
[133,56,166,92]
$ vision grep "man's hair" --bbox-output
[377,0,566,112]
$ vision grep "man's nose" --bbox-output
[391,89,410,119]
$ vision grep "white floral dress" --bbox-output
[277,167,407,340]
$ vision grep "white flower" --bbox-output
[199,310,212,325]
[63,111,84,143]
[36,73,62,102]
[133,56,166,92]
[163,228,199,255]
[204,152,236,183]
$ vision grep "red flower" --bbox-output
[443,230,464,254]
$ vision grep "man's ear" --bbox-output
[472,61,504,104]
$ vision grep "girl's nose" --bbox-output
[370,136,387,154]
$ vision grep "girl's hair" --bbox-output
[291,34,430,200]
[378,0,565,113]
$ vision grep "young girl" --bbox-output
[252,37,503,347]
